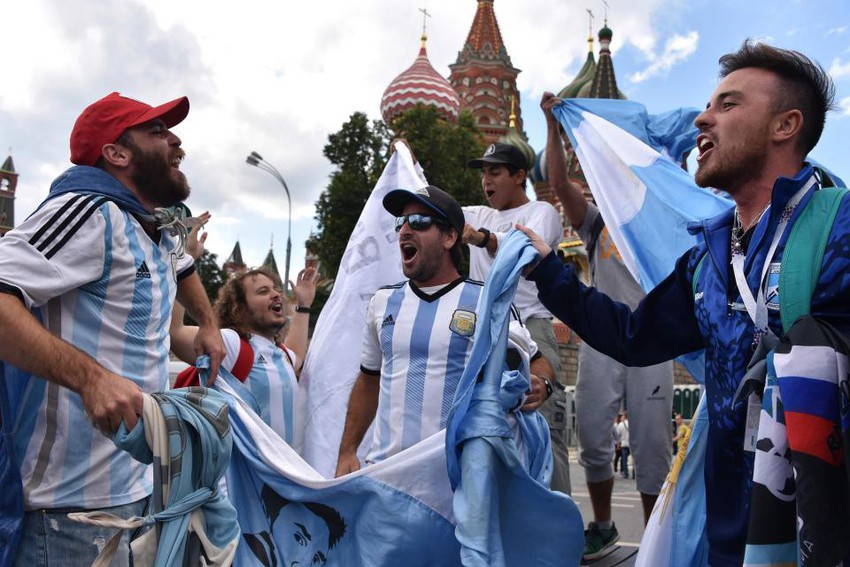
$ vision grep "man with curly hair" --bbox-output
[172,263,318,443]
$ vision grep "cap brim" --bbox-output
[383,189,445,219]
[129,96,190,130]
[465,156,509,169]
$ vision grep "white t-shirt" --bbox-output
[0,193,193,510]
[616,420,630,448]
[463,201,562,320]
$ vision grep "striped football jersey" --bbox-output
[0,193,193,510]
[360,277,534,463]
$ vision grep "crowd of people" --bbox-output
[0,39,847,567]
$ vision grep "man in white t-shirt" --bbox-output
[461,143,571,494]
[0,92,224,566]
[335,185,553,476]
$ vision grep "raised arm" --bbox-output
[286,266,319,373]
[541,92,588,229]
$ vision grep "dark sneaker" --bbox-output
[583,521,619,560]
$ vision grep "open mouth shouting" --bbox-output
[400,239,418,268]
[270,300,284,315]
[170,150,185,170]
[696,135,714,163]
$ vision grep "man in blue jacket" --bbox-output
[519,41,847,567]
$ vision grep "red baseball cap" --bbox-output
[70,92,190,166]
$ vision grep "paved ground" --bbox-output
[565,452,645,566]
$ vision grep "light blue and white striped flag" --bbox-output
[554,99,730,567]
[553,98,733,291]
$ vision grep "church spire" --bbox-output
[449,0,522,144]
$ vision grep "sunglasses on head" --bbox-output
[394,213,447,232]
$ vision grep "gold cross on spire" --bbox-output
[419,7,431,39]
[586,9,594,37]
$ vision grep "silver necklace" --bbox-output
[730,202,771,256]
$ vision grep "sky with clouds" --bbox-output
[3,0,849,277]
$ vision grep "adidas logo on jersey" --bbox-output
[381,314,395,328]
[256,354,268,365]
[136,261,151,279]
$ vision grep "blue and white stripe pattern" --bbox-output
[362,279,482,463]
[554,98,732,290]
[0,191,192,510]
[228,331,298,444]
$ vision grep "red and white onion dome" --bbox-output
[381,35,460,125]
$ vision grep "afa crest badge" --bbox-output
[450,309,476,337]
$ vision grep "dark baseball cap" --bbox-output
[70,92,190,166]
[466,142,529,171]
[383,185,465,234]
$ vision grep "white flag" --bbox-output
[295,142,428,478]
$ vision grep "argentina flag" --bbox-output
[553,99,730,567]
[552,98,732,291]
[215,230,584,565]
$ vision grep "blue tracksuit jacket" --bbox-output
[528,164,850,567]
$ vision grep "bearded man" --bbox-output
[0,92,224,566]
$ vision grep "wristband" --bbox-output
[476,227,491,248]
[294,305,311,314]
[540,376,554,398]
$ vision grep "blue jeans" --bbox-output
[620,446,631,478]
[13,498,148,567]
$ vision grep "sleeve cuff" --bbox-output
[176,264,196,282]
[0,283,26,305]
[360,365,381,376]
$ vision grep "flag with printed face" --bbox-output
[296,142,427,478]
[222,371,462,566]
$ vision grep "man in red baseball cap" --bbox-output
[0,93,224,565]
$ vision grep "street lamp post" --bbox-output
[245,151,292,288]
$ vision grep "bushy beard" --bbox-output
[131,147,190,208]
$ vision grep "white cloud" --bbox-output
[827,26,847,36]
[829,58,850,79]
[630,31,699,84]
[3,0,847,270]
[838,96,850,117]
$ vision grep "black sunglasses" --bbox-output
[394,213,447,232]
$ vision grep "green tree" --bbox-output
[194,249,226,304]
[311,112,388,281]
[389,105,487,207]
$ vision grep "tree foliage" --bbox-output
[310,106,487,286]
[311,112,388,281]
[195,249,226,304]
[389,106,487,207]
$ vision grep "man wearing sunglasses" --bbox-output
[335,185,553,476]
[462,143,571,495]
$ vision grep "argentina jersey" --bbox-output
[361,278,482,464]
[0,193,193,510]
[221,330,299,444]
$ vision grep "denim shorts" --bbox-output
[13,498,149,567]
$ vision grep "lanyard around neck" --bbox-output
[730,177,815,341]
